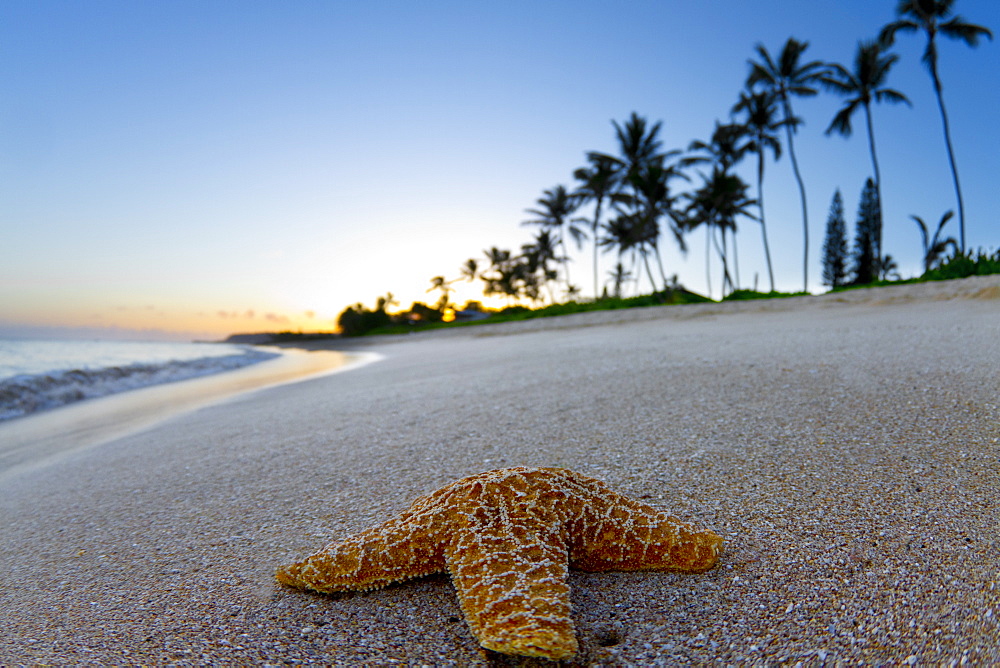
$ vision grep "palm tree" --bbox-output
[522,229,563,303]
[823,39,910,273]
[608,112,667,181]
[685,122,751,173]
[747,38,828,292]
[522,185,582,294]
[587,112,690,295]
[685,122,751,288]
[427,276,455,311]
[824,41,910,185]
[591,112,682,207]
[732,89,786,292]
[685,168,757,298]
[879,0,993,253]
[620,160,687,292]
[573,153,620,299]
[606,262,633,298]
[460,258,478,283]
[911,210,959,272]
[598,214,642,295]
[375,292,398,314]
[481,247,515,303]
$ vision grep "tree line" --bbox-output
[340,0,992,334]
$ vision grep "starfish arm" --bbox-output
[276,508,448,593]
[565,481,723,573]
[445,505,578,660]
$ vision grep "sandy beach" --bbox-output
[1,276,998,665]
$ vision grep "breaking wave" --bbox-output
[0,348,280,422]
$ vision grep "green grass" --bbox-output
[829,247,999,294]
[922,248,1000,281]
[722,289,810,301]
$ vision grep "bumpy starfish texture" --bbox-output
[276,466,722,659]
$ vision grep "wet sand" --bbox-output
[1,276,997,665]
[0,347,379,481]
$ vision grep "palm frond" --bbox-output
[940,17,994,46]
[879,18,919,47]
[934,209,956,236]
[825,101,860,137]
[874,88,911,105]
[820,63,857,94]
[910,214,931,251]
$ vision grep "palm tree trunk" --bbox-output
[930,60,967,253]
[719,228,729,295]
[592,220,599,299]
[628,249,641,296]
[705,225,712,299]
[712,227,733,299]
[757,150,775,291]
[640,247,658,293]
[591,199,603,300]
[731,228,740,289]
[864,102,884,278]
[651,241,669,293]
[560,235,572,297]
[782,97,810,292]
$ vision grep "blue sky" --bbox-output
[2,0,997,340]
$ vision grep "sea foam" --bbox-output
[0,348,280,422]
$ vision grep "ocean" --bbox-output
[0,339,280,422]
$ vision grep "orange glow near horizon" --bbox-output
[0,293,341,341]
[2,271,524,341]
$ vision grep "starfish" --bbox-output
[276,466,722,659]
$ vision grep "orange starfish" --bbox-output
[276,466,722,659]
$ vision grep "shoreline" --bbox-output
[0,346,380,480]
[1,275,997,665]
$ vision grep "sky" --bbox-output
[2,0,998,341]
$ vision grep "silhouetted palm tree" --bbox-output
[879,0,993,253]
[732,89,786,291]
[685,168,757,298]
[606,112,669,182]
[427,276,455,311]
[375,292,398,314]
[823,40,910,267]
[522,229,563,303]
[522,185,582,294]
[481,247,516,303]
[573,153,620,299]
[824,41,910,185]
[621,161,687,292]
[747,38,828,291]
[685,122,751,173]
[686,122,751,288]
[911,210,959,272]
[460,258,478,283]
[606,262,633,298]
[592,112,682,205]
[598,214,641,295]
[588,112,689,294]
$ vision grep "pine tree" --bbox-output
[852,178,880,284]
[821,189,849,287]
